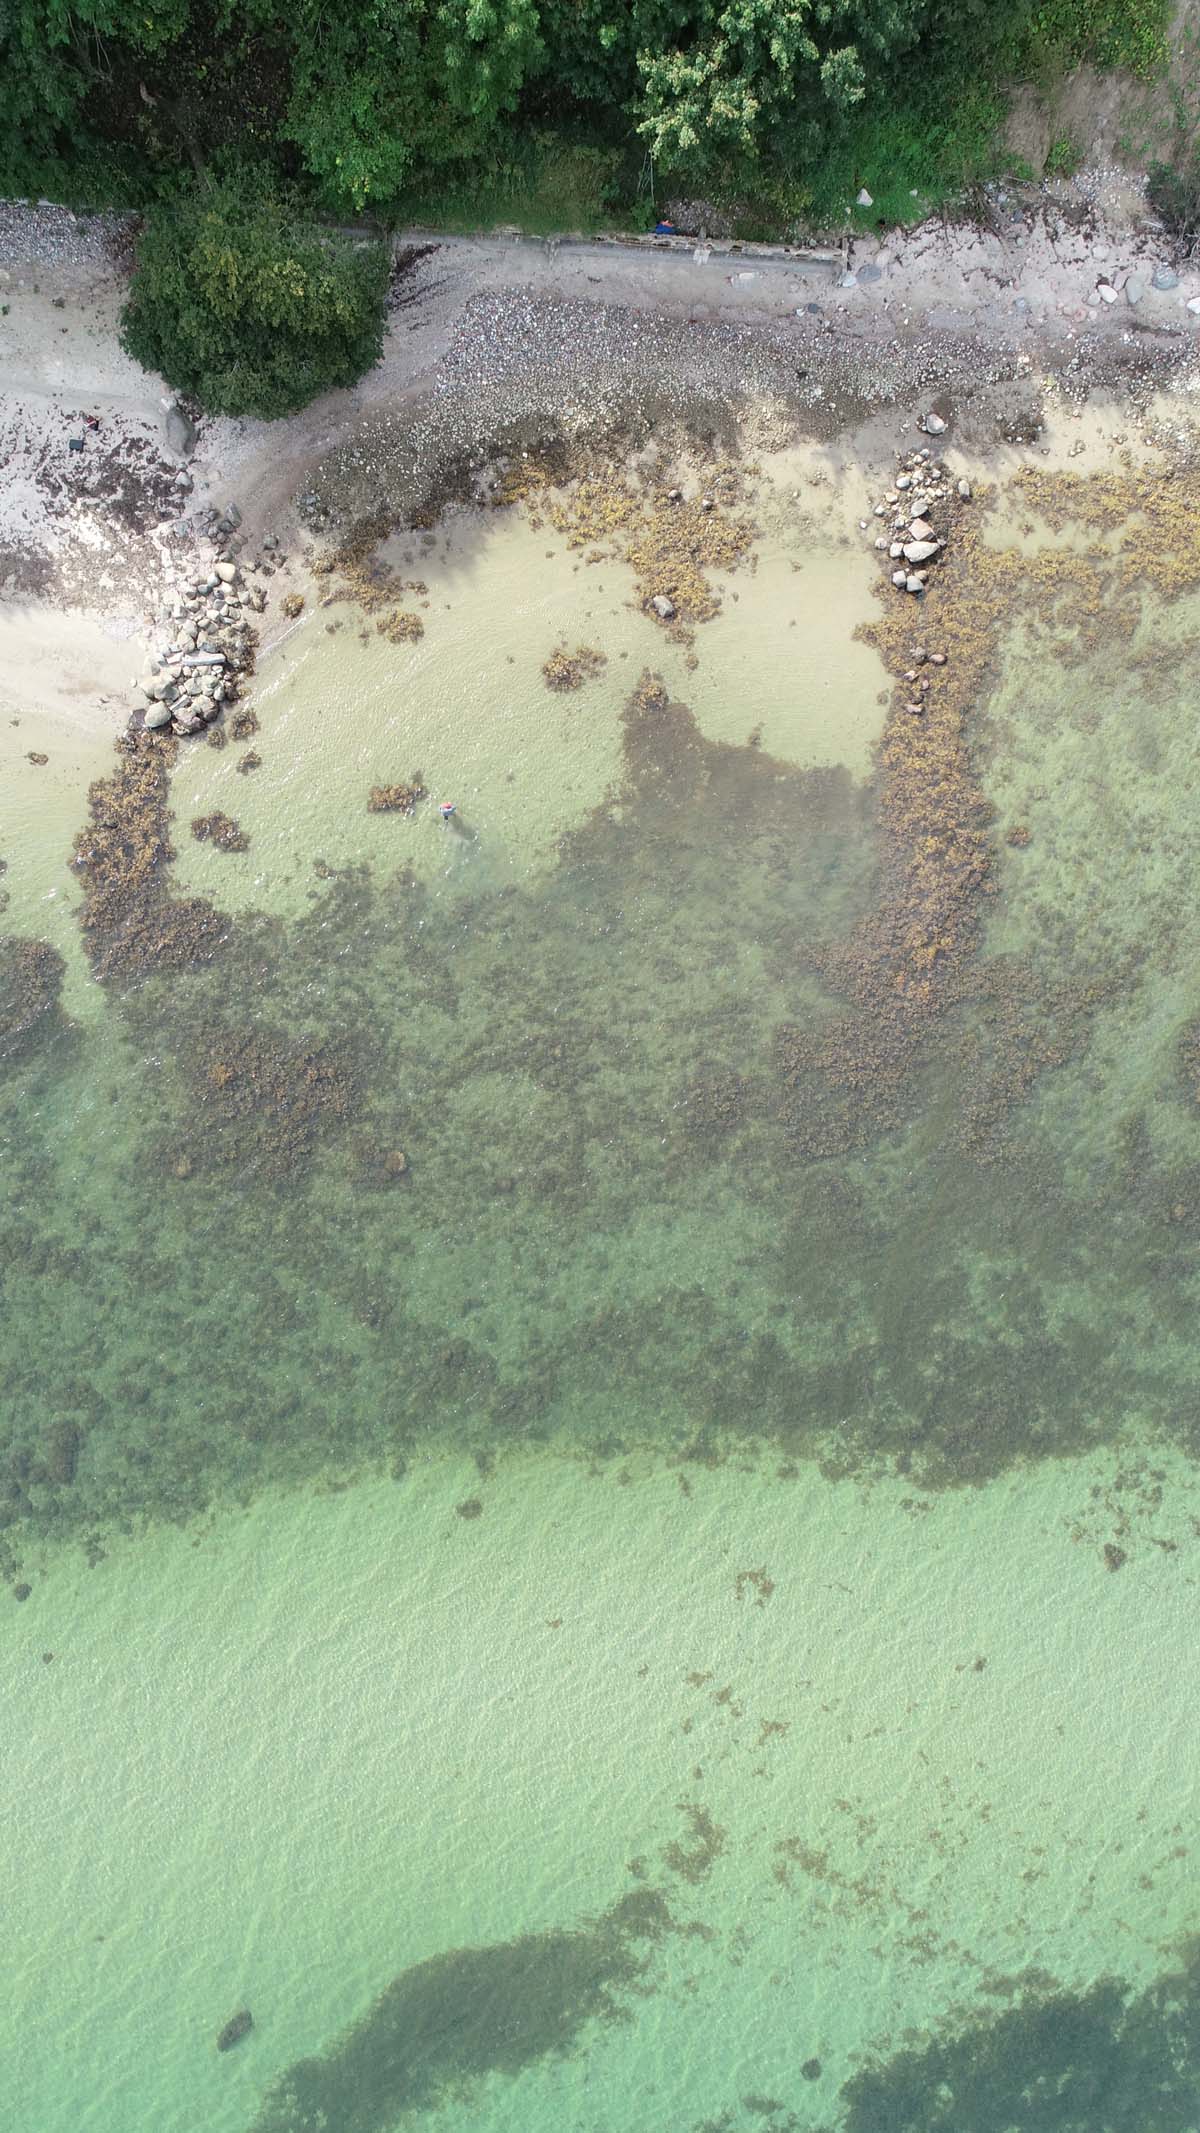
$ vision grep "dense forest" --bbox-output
[2,0,1170,418]
[0,1,1170,234]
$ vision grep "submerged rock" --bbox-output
[650,594,676,619]
[191,812,250,854]
[368,778,425,814]
[216,2009,253,2052]
[45,1419,80,1486]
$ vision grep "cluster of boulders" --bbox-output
[861,424,969,596]
[132,501,279,739]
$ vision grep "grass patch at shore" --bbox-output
[394,138,631,239]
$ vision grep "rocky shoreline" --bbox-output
[130,498,272,739]
[860,419,966,597]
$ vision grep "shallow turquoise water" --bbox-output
[4,461,1200,2131]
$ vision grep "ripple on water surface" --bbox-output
[4,1452,1200,2133]
[4,438,1200,2132]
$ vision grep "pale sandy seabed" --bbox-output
[5,1449,1198,2133]
[3,403,1200,2133]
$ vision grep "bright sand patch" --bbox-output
[3,1448,1198,2133]
[166,475,885,922]
[0,605,140,1017]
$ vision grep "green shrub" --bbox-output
[1044,133,1082,177]
[1147,156,1200,243]
[1013,0,1169,81]
[120,181,389,419]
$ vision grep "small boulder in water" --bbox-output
[216,2009,253,2052]
[45,1420,80,1486]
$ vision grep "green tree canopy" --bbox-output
[282,0,546,211]
[0,0,1173,227]
[633,0,928,170]
[119,182,390,417]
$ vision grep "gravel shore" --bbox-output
[3,187,1200,734]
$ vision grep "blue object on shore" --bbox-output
[654,221,678,236]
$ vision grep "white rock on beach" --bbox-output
[164,403,196,457]
[903,540,940,564]
[922,412,947,434]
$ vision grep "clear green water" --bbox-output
[4,459,1200,2133]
